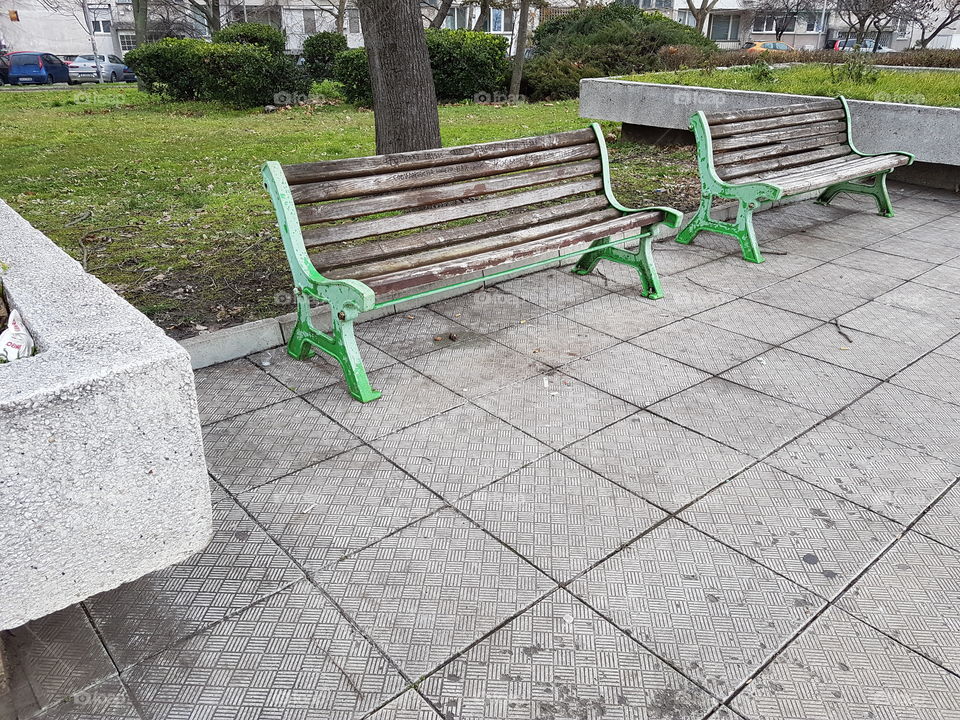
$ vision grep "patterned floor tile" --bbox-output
[937,335,960,363]
[891,352,960,406]
[632,319,772,375]
[705,707,746,720]
[833,209,935,237]
[874,235,960,263]
[86,498,302,669]
[768,420,960,523]
[794,263,903,300]
[248,340,395,395]
[312,509,555,680]
[730,606,960,720]
[832,248,935,280]
[560,292,682,341]
[623,276,738,319]
[203,398,362,491]
[355,308,474,361]
[456,453,666,582]
[416,590,716,720]
[721,349,878,415]
[680,258,784,296]
[563,411,753,511]
[365,690,441,719]
[3,604,116,719]
[652,243,725,276]
[693,299,822,346]
[238,446,445,571]
[28,677,141,720]
[764,232,858,262]
[563,342,710,408]
[746,278,866,322]
[782,323,926,380]
[372,404,551,500]
[406,335,548,399]
[577,256,649,291]
[496,268,609,311]
[123,579,406,720]
[914,484,960,552]
[429,287,549,334]
[305,364,464,441]
[490,312,620,367]
[836,384,960,465]
[837,532,960,675]
[569,520,823,698]
[744,249,824,279]
[877,281,960,320]
[837,300,960,350]
[473,372,637,450]
[193,359,297,425]
[680,464,901,595]
[802,218,892,246]
[913,264,960,294]
[649,379,824,459]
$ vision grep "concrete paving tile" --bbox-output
[406,335,548,399]
[767,420,960,524]
[473,372,637,450]
[632,319,772,375]
[194,358,297,425]
[705,707,746,720]
[680,258,784,296]
[28,677,141,720]
[745,249,824,279]
[560,291,682,341]
[569,519,823,698]
[764,232,858,262]
[802,219,890,246]
[429,287,549,334]
[490,312,620,367]
[794,263,903,300]
[680,464,901,595]
[238,446,445,571]
[203,398,363,492]
[836,384,960,465]
[563,342,710,408]
[746,278,866,322]
[355,308,474,361]
[651,243,725,276]
[937,335,960,362]
[876,281,960,319]
[86,498,302,669]
[365,690,441,719]
[416,590,716,720]
[305,364,464,441]
[496,268,608,311]
[832,248,935,280]
[721,348,878,415]
[3,604,116,719]
[834,210,937,237]
[730,607,960,720]
[563,411,753,512]
[837,300,960,350]
[372,404,551,500]
[913,264,960,294]
[782,324,926,380]
[123,579,406,720]
[872,235,960,263]
[693,299,822,346]
[891,352,960,406]
[837,532,960,675]
[312,509,555,681]
[914,484,960,552]
[576,256,649,290]
[649,379,823,459]
[456,453,666,582]
[623,276,737,319]
[248,340,395,395]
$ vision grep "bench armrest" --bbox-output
[838,96,915,165]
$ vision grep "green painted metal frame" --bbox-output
[676,95,915,264]
[262,123,682,402]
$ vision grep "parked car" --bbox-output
[742,41,796,53]
[67,54,127,83]
[834,38,894,52]
[0,55,9,86]
[122,65,137,83]
[5,52,71,85]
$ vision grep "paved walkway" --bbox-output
[5,183,960,720]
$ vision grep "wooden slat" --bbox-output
[711,120,846,152]
[735,154,864,186]
[290,144,600,204]
[719,145,852,181]
[297,159,602,226]
[302,177,603,248]
[313,195,612,272]
[714,132,848,166]
[709,109,846,139]
[706,99,841,125]
[738,154,908,193]
[282,128,597,185]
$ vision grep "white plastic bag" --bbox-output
[0,310,35,362]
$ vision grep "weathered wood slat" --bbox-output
[297,159,602,226]
[313,195,612,272]
[302,177,603,248]
[734,154,866,186]
[290,144,600,204]
[711,120,847,152]
[706,99,841,125]
[740,154,908,193]
[720,145,852,181]
[283,128,597,185]
[709,108,846,139]
[713,132,848,166]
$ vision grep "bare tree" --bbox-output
[509,0,531,99]
[183,0,223,33]
[36,0,105,79]
[685,0,723,32]
[744,0,813,39]
[307,0,349,33]
[900,0,960,46]
[835,0,897,43]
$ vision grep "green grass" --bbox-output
[0,84,694,334]
[625,64,960,108]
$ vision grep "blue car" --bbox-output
[5,52,71,85]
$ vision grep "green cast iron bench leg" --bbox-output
[573,232,664,298]
[816,171,895,218]
[676,194,764,264]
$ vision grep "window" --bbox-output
[708,14,740,41]
[90,19,111,32]
[443,6,469,29]
[489,7,514,32]
[896,17,909,38]
[752,14,794,33]
[676,9,695,26]
[119,34,137,52]
[302,8,316,34]
[346,7,360,33]
[109,54,122,63]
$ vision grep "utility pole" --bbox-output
[80,0,105,83]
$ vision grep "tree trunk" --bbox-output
[430,0,456,28]
[336,0,346,33]
[133,0,148,45]
[208,0,221,32]
[509,0,531,101]
[356,0,441,154]
[473,0,489,30]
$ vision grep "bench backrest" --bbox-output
[701,98,853,183]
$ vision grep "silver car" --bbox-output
[67,54,128,83]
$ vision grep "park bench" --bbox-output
[262,125,682,402]
[676,96,914,263]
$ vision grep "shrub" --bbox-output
[656,44,714,71]
[522,54,605,100]
[126,38,208,101]
[715,48,960,69]
[331,48,372,105]
[212,22,286,54]
[302,31,348,80]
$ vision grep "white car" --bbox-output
[67,54,128,83]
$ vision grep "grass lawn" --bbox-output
[626,64,960,107]
[0,84,695,336]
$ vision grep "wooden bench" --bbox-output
[262,125,682,402]
[676,96,914,263]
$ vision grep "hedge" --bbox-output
[211,22,286,55]
[302,31,348,81]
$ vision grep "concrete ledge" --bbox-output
[0,200,212,630]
